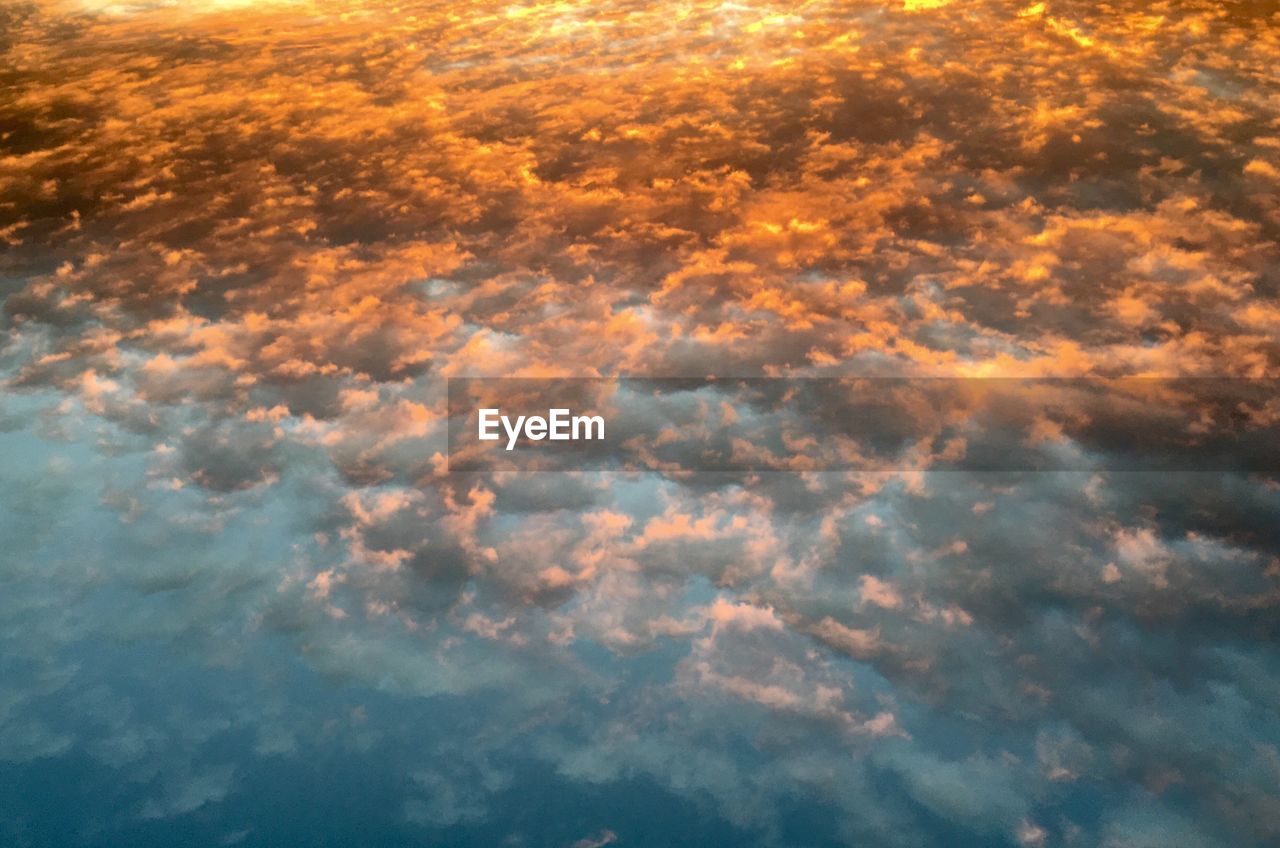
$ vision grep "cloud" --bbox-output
[2,0,1279,845]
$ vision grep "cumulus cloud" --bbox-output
[2,0,1279,845]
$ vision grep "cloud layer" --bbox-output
[2,1,1280,846]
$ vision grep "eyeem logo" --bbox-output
[450,377,1280,473]
[478,408,605,451]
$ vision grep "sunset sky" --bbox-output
[2,1,1280,846]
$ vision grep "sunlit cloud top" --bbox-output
[2,2,1280,846]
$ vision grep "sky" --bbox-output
[2,1,1280,846]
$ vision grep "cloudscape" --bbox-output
[2,1,1279,846]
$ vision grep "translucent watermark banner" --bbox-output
[446,378,1280,473]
